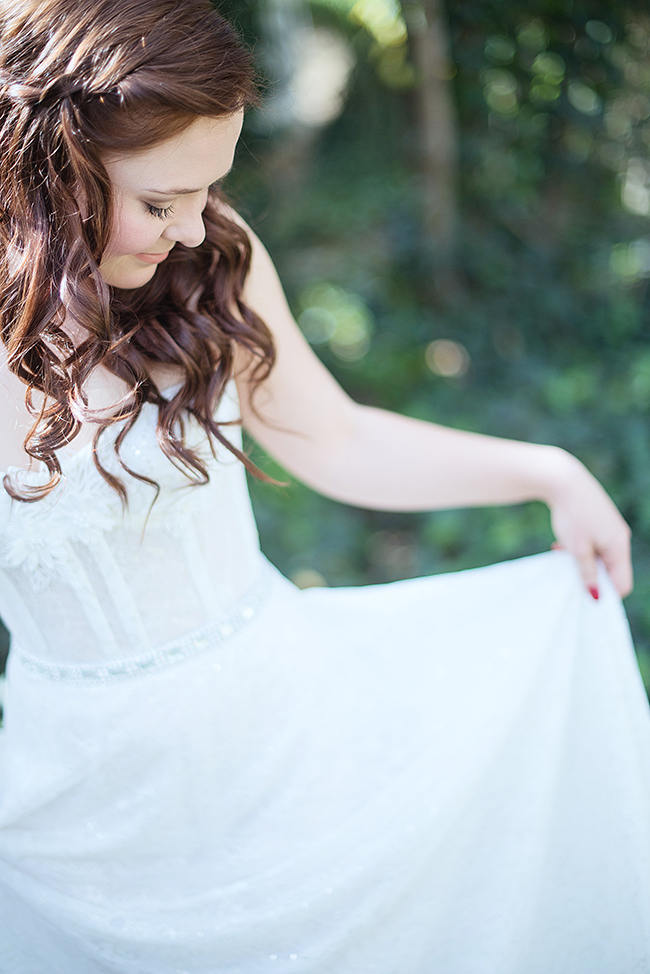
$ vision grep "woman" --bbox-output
[0,1,648,972]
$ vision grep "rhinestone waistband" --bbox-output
[14,559,278,685]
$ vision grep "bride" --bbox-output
[0,1,647,972]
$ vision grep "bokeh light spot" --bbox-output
[531,52,565,83]
[586,20,613,45]
[349,0,407,48]
[482,68,518,116]
[567,80,601,115]
[610,238,650,281]
[298,282,374,362]
[516,20,549,53]
[485,36,516,64]
[621,159,650,215]
[425,340,470,377]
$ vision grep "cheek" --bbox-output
[104,202,159,258]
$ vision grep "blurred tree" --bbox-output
[402,0,459,287]
[251,0,321,199]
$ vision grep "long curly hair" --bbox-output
[0,0,281,508]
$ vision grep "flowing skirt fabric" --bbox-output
[0,548,649,973]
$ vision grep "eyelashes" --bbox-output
[144,179,224,221]
[146,202,175,220]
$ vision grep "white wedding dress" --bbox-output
[0,377,648,974]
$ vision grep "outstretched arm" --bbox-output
[225,205,632,598]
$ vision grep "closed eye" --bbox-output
[146,202,175,220]
[144,179,224,221]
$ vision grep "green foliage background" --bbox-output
[0,1,648,699]
[219,0,650,693]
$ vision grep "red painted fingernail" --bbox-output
[588,586,599,601]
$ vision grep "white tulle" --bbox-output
[0,378,648,974]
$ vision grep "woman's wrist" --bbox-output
[533,445,585,507]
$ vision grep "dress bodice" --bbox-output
[0,378,269,678]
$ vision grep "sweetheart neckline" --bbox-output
[0,377,235,480]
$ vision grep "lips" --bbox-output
[134,250,172,264]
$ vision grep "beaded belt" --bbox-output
[14,559,278,685]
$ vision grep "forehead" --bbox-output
[102,110,244,189]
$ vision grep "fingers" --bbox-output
[598,544,634,600]
[552,542,634,600]
[571,546,601,600]
[550,542,603,600]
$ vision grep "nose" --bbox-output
[163,204,207,249]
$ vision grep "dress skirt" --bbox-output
[0,547,648,974]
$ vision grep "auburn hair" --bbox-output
[0,0,279,508]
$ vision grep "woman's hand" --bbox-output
[543,450,633,600]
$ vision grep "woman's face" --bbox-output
[98,109,244,289]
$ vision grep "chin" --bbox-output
[99,258,157,288]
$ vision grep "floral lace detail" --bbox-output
[0,461,121,588]
[0,384,239,588]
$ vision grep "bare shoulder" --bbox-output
[211,200,356,469]
[211,200,292,374]
[215,199,257,242]
[214,200,275,305]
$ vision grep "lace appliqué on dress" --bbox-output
[0,414,224,590]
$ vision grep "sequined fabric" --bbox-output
[0,379,649,973]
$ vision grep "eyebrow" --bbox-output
[143,166,233,196]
